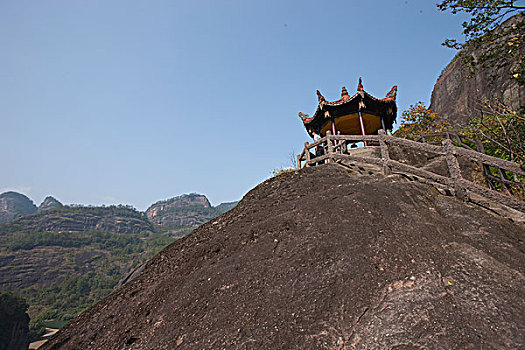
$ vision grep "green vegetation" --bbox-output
[397,101,524,198]
[395,102,451,140]
[23,270,120,322]
[398,101,524,167]
[31,204,143,220]
[0,290,28,323]
[152,204,227,220]
[2,230,146,256]
[1,204,153,235]
[0,290,30,343]
[0,229,175,323]
[0,197,237,329]
[272,167,296,177]
[462,101,525,167]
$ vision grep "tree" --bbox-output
[437,0,524,84]
[462,100,525,166]
[395,102,451,140]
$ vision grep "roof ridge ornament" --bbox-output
[316,90,326,103]
[357,77,364,92]
[341,86,349,99]
[298,112,310,121]
[385,85,398,100]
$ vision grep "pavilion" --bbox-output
[299,78,397,139]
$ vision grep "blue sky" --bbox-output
[0,0,468,210]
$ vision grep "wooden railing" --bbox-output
[417,131,524,195]
[297,130,525,212]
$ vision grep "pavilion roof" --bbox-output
[299,78,397,135]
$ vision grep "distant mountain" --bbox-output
[145,193,238,237]
[0,192,37,224]
[38,196,62,212]
[0,205,172,326]
[6,205,154,234]
[0,192,238,330]
[214,201,238,213]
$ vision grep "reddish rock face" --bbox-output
[145,194,214,233]
[0,191,37,224]
[38,196,62,211]
[145,194,211,219]
[430,15,524,125]
[42,165,525,349]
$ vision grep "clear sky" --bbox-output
[0,0,468,210]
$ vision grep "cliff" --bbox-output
[0,192,37,224]
[430,14,524,125]
[38,196,62,212]
[145,194,237,236]
[42,164,525,349]
[0,291,29,350]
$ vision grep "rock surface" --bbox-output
[0,192,37,224]
[38,196,62,212]
[0,291,30,350]
[146,194,211,218]
[42,164,525,349]
[145,194,237,235]
[430,14,524,125]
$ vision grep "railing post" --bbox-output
[326,130,333,163]
[304,141,311,167]
[296,154,301,169]
[443,139,467,201]
[378,129,391,175]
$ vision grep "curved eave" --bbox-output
[303,91,397,131]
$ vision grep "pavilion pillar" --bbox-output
[358,111,367,146]
[324,111,336,136]
[380,116,386,131]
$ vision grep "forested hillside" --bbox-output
[0,194,238,338]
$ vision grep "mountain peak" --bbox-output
[38,196,63,211]
[0,191,37,224]
[144,193,230,237]
[145,193,211,219]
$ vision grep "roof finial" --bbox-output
[316,90,326,103]
[385,85,398,100]
[357,77,364,92]
[341,86,349,98]
[298,112,309,121]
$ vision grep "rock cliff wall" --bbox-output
[0,192,37,224]
[430,15,524,125]
[145,194,236,234]
[0,291,30,350]
[38,196,62,211]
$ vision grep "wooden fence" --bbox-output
[416,131,524,195]
[297,130,525,212]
